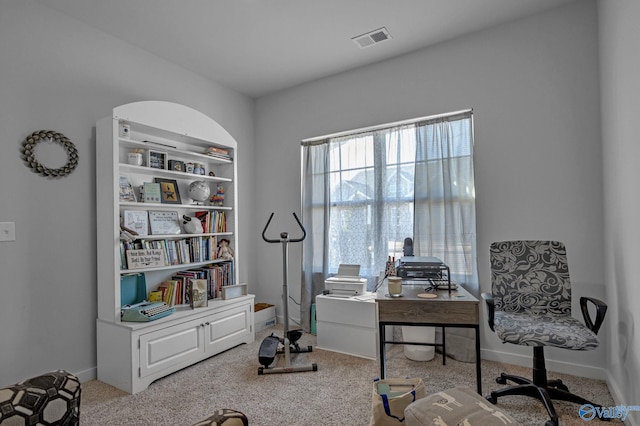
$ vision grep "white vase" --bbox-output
[127,153,143,166]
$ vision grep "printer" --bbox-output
[324,264,368,297]
[395,256,446,279]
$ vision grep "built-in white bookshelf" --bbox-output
[95,101,254,394]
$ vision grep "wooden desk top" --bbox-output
[375,281,479,325]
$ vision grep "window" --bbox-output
[303,113,475,277]
[298,110,477,328]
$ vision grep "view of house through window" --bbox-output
[299,110,477,328]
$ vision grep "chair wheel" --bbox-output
[545,420,558,426]
[486,394,497,404]
[496,376,507,385]
[258,367,264,375]
[312,363,318,371]
[307,345,313,352]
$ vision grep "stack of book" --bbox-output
[204,146,232,161]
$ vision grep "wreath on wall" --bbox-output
[21,130,79,177]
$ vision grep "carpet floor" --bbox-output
[81,325,620,425]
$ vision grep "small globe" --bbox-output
[188,180,210,203]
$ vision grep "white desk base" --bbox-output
[315,294,378,360]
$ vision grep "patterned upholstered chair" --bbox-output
[0,370,81,425]
[482,241,607,426]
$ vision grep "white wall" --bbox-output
[0,0,255,386]
[599,0,640,422]
[255,1,608,378]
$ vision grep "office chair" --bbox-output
[482,240,608,426]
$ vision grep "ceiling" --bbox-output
[36,0,578,98]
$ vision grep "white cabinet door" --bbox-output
[204,303,252,355]
[139,317,204,378]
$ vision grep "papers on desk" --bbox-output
[353,293,377,301]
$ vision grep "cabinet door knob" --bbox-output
[205,322,210,325]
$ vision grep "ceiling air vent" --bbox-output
[352,27,391,49]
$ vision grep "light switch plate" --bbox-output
[0,222,15,241]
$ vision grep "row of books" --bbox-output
[195,210,227,233]
[120,236,222,269]
[148,262,235,306]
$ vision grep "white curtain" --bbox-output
[300,111,477,362]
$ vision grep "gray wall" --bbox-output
[254,1,607,378]
[0,0,255,386]
[2,0,633,406]
[599,0,640,419]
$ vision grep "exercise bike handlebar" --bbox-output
[262,212,306,243]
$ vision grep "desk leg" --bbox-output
[442,327,446,365]
[475,325,482,395]
[379,323,386,379]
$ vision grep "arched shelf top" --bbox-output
[113,101,237,149]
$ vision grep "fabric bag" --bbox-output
[370,377,426,426]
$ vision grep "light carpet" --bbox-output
[81,325,621,425]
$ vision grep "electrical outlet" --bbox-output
[0,222,15,242]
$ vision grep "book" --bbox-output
[205,146,228,155]
[142,182,162,203]
[149,211,181,235]
[190,279,208,308]
[148,290,164,302]
[122,210,149,236]
[194,211,210,233]
[171,275,188,305]
[119,176,137,202]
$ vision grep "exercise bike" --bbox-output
[257,212,317,375]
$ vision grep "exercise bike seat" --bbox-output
[258,335,280,367]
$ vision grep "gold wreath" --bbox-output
[21,130,79,177]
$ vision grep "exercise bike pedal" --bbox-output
[258,335,280,367]
[287,328,303,344]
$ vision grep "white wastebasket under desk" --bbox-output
[315,294,378,360]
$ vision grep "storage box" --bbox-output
[254,303,276,331]
[222,283,248,300]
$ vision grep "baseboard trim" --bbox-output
[74,366,97,383]
[605,370,638,426]
[481,348,605,380]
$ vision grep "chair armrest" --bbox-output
[580,296,607,335]
[481,292,495,331]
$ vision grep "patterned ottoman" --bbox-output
[192,408,248,426]
[404,386,519,426]
[0,370,81,425]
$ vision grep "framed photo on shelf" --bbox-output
[168,159,185,173]
[119,176,137,202]
[148,149,167,170]
[148,210,181,235]
[142,182,162,204]
[154,178,182,204]
[122,210,149,236]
